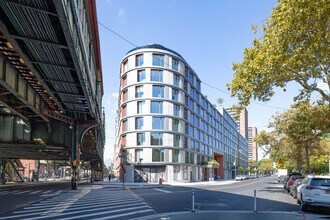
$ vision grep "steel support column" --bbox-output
[0,159,7,184]
[71,121,78,190]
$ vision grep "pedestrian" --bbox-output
[108,173,111,181]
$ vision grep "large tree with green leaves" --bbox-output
[256,102,330,173]
[228,0,330,105]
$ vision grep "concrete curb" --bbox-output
[130,210,306,220]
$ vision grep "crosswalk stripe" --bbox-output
[16,199,143,214]
[35,195,139,204]
[29,190,43,194]
[54,205,151,220]
[24,199,141,210]
[91,209,154,220]
[0,188,154,220]
[30,196,140,208]
[40,190,63,197]
[153,188,171,193]
[0,191,9,195]
[12,190,33,195]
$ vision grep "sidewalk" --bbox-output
[88,178,238,189]
[132,211,312,220]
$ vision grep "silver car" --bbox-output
[297,175,330,211]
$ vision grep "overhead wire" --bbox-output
[97,20,289,111]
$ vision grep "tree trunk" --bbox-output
[305,144,311,174]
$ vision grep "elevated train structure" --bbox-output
[0,0,105,184]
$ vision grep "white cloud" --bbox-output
[317,81,329,93]
[118,9,127,23]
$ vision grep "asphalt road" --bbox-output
[0,181,74,215]
[132,176,300,213]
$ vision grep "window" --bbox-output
[151,133,163,145]
[123,59,128,72]
[173,74,180,86]
[172,88,179,101]
[185,67,189,78]
[135,149,143,162]
[151,101,163,113]
[172,58,179,71]
[190,153,194,164]
[136,54,143,66]
[122,75,127,87]
[122,119,127,132]
[190,87,195,98]
[137,70,145,82]
[122,89,128,102]
[174,134,180,147]
[172,150,179,162]
[152,117,164,129]
[185,95,188,106]
[152,148,164,162]
[152,54,164,67]
[189,125,194,137]
[151,70,163,82]
[152,85,164,98]
[188,72,194,84]
[172,119,179,132]
[173,104,180,116]
[185,152,189,163]
[184,108,188,120]
[184,137,188,149]
[135,86,144,98]
[135,117,143,130]
[183,80,188,91]
[196,142,200,152]
[185,123,189,135]
[196,80,201,91]
[137,133,145,145]
[189,98,194,110]
[122,105,126,117]
[137,101,145,114]
[191,140,195,150]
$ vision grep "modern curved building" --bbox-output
[113,44,248,183]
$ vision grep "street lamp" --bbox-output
[233,161,236,179]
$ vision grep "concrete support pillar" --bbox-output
[0,159,7,185]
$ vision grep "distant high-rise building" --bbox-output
[248,127,258,161]
[226,107,248,140]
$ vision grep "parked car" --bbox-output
[286,175,304,192]
[297,175,330,211]
[283,172,302,189]
[290,178,303,199]
[235,175,244,181]
[278,175,287,183]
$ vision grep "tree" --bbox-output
[228,0,330,105]
[258,159,274,174]
[255,102,330,174]
[248,160,258,174]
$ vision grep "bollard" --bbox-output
[192,188,195,212]
[254,189,257,212]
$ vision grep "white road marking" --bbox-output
[29,190,43,194]
[153,188,171,193]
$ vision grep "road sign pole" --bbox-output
[192,188,195,212]
[254,189,257,212]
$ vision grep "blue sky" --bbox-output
[96,0,307,164]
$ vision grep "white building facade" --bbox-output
[114,44,248,183]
